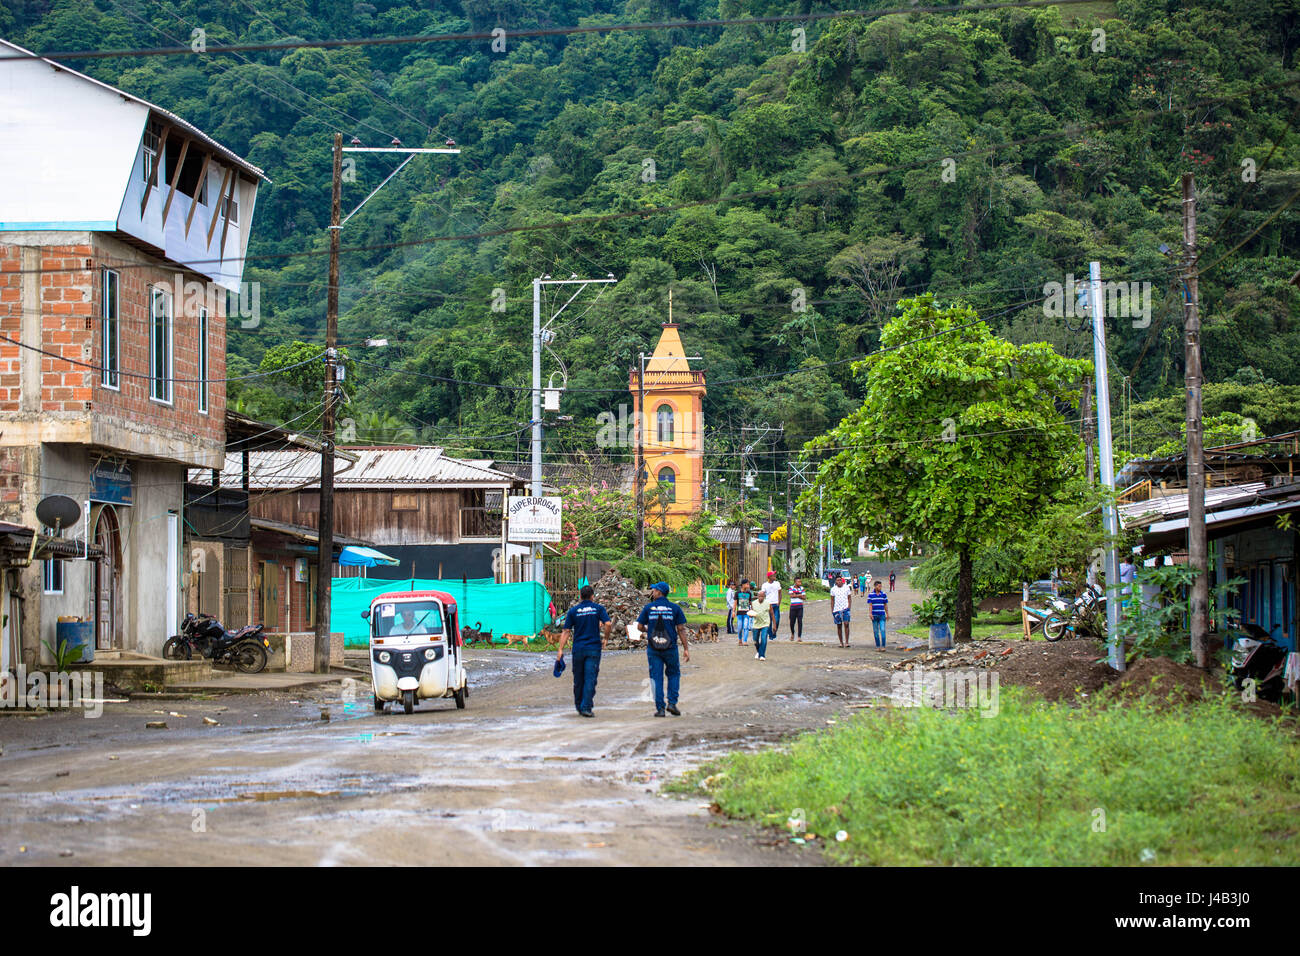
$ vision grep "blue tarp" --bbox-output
[338,546,400,567]
[331,577,553,647]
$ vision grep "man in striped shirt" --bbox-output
[866,580,889,650]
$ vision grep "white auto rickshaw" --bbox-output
[361,590,468,714]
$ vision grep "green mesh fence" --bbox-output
[332,577,553,648]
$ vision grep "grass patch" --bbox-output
[682,688,1300,865]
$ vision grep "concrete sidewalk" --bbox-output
[164,668,363,695]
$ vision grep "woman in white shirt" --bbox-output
[725,580,737,635]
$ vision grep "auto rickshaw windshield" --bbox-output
[374,600,445,638]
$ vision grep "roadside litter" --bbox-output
[891,639,1015,671]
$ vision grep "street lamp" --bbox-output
[529,274,616,585]
[313,135,461,674]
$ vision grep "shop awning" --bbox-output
[338,545,400,567]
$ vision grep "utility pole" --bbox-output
[314,136,460,673]
[1082,377,1095,486]
[534,274,616,581]
[1089,261,1122,672]
[1183,173,1209,667]
[314,133,342,674]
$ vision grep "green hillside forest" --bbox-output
[6,0,1300,486]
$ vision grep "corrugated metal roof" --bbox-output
[1119,482,1267,529]
[204,446,521,490]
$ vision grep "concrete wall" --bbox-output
[15,447,183,661]
[35,444,93,663]
[127,458,183,656]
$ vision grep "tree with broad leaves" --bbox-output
[802,294,1092,642]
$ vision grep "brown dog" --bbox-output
[502,633,530,648]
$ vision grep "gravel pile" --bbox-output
[891,639,1020,671]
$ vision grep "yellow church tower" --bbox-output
[629,319,706,530]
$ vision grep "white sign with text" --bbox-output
[507,496,563,542]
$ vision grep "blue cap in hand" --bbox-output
[553,656,565,677]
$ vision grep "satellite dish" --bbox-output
[36,495,81,533]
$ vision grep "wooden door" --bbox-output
[260,560,279,629]
[94,507,122,649]
[224,545,250,627]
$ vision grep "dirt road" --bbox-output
[0,600,908,866]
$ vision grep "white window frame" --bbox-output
[197,306,209,414]
[101,269,119,390]
[150,286,173,405]
[43,558,64,595]
[223,193,239,226]
[142,123,160,184]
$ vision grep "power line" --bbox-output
[1,1,1116,62]
[0,330,323,384]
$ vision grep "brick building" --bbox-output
[0,40,265,665]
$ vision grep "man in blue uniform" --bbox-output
[556,584,612,717]
[637,581,690,717]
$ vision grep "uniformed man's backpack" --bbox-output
[649,616,672,650]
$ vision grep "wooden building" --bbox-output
[206,445,526,581]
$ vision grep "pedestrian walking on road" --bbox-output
[866,580,889,650]
[830,575,853,647]
[556,584,613,717]
[637,582,689,717]
[750,590,771,661]
[762,571,782,637]
[735,579,754,645]
[889,571,896,592]
[788,578,806,641]
[725,580,737,634]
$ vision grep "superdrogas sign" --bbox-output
[506,496,563,542]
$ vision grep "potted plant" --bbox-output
[40,637,85,706]
[912,594,954,651]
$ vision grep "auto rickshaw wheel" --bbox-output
[402,689,415,714]
[453,685,466,709]
[373,695,385,712]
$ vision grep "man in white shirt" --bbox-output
[829,575,853,647]
[762,572,782,638]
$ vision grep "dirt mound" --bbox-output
[976,639,1116,702]
[1106,656,1222,704]
[890,636,1115,702]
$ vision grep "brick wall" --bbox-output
[38,242,94,413]
[0,235,226,453]
[0,243,28,413]
[88,238,226,448]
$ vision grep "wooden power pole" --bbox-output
[1183,172,1209,667]
[314,133,342,673]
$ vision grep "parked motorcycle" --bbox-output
[1043,583,1106,642]
[1228,623,1287,702]
[163,613,270,674]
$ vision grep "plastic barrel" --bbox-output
[55,619,94,664]
[928,622,952,652]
